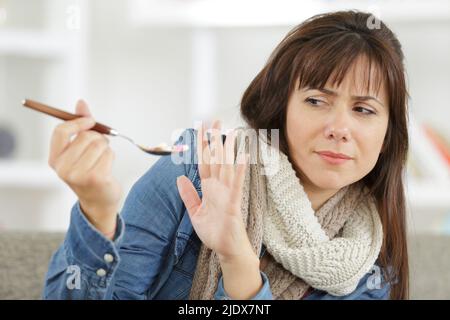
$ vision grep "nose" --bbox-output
[323,108,352,142]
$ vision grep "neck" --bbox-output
[302,182,339,211]
[292,165,339,211]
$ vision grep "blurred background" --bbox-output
[0,1,450,237]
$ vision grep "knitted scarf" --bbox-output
[188,128,383,299]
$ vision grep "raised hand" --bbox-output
[176,121,255,263]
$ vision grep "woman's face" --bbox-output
[285,59,389,193]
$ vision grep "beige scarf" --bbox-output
[188,128,383,299]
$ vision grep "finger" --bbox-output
[231,152,249,200]
[49,117,96,167]
[72,138,110,173]
[176,175,201,218]
[75,99,92,117]
[90,147,115,178]
[197,122,210,179]
[220,129,237,186]
[55,131,105,169]
[209,120,223,178]
[53,137,107,182]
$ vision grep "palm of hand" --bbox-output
[190,178,246,257]
[176,121,251,260]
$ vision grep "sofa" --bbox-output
[0,231,449,299]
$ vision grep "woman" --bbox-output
[44,10,409,300]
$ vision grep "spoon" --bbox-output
[22,99,189,156]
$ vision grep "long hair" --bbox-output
[240,10,409,299]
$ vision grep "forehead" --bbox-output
[298,55,388,101]
[332,57,385,97]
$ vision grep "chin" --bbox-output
[308,173,348,191]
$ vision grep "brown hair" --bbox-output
[240,10,409,299]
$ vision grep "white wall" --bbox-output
[393,20,450,137]
[84,1,193,209]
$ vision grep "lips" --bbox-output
[315,150,353,165]
[316,151,353,160]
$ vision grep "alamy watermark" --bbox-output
[366,265,382,290]
[66,265,81,290]
[66,4,81,31]
[170,127,281,176]
[366,5,382,30]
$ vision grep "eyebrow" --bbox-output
[304,87,385,108]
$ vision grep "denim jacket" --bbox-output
[43,128,390,300]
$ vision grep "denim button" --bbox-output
[96,268,107,277]
[104,253,114,263]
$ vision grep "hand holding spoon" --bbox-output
[22,99,189,156]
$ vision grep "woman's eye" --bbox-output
[305,98,324,106]
[354,106,375,115]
